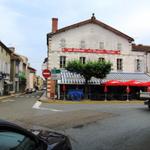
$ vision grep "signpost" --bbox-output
[51,69,61,80]
[42,69,51,79]
[42,69,51,98]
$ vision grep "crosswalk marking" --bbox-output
[32,101,63,112]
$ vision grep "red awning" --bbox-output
[141,81,150,87]
[121,80,142,86]
[104,80,123,86]
[104,80,150,87]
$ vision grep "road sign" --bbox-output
[51,74,61,80]
[51,69,61,74]
[51,69,61,80]
[42,69,51,79]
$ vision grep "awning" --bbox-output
[58,70,150,85]
[104,80,123,86]
[4,80,12,85]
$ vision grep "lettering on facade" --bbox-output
[62,48,121,55]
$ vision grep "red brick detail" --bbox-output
[52,18,58,33]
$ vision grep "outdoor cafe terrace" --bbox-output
[57,70,150,100]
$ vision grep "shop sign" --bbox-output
[62,48,120,55]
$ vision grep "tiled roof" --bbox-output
[47,15,134,42]
[132,44,150,52]
[58,70,150,85]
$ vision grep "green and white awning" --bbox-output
[58,70,150,85]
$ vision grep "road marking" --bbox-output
[1,99,15,103]
[32,101,62,112]
[32,101,42,109]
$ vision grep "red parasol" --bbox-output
[104,86,108,93]
[126,86,130,93]
[62,84,66,92]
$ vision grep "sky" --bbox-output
[0,0,150,76]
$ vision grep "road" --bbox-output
[0,91,150,150]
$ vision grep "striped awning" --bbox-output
[58,70,150,85]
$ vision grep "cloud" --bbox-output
[0,3,25,46]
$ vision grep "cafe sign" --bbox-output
[62,48,120,55]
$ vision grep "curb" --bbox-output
[0,92,25,100]
[39,98,144,105]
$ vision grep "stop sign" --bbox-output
[42,69,51,78]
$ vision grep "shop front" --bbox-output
[57,70,150,100]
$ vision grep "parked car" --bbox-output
[140,91,150,109]
[0,120,72,150]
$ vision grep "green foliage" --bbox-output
[66,60,112,83]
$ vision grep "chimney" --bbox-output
[52,18,58,33]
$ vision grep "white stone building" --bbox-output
[47,15,147,73]
[46,14,150,99]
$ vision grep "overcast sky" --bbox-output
[0,0,150,75]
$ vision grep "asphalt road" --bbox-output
[0,92,150,150]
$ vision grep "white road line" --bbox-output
[2,99,15,103]
[32,101,42,109]
[32,101,62,112]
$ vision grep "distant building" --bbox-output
[26,66,36,91]
[36,76,44,90]
[10,49,22,93]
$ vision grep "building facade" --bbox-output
[0,41,12,95]
[46,15,150,99]
[47,15,147,73]
[26,66,36,91]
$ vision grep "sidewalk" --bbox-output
[39,92,144,104]
[0,93,25,100]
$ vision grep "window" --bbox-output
[99,57,105,62]
[117,43,122,50]
[60,38,66,48]
[117,58,123,71]
[135,59,141,72]
[99,42,104,49]
[60,56,66,68]
[0,131,36,150]
[80,40,86,49]
[80,57,86,64]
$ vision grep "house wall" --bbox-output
[0,44,11,95]
[48,23,145,73]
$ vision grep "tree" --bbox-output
[65,60,112,99]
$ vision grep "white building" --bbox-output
[47,14,147,73]
[46,14,150,99]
